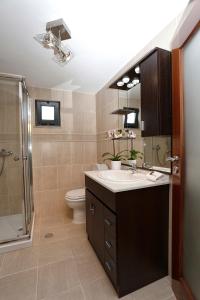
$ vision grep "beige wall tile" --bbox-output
[29,87,97,222]
[35,189,67,218]
[57,142,72,165]
[32,167,43,191]
[58,165,72,189]
[42,166,58,190]
[41,142,58,166]
[71,142,84,164]
[71,164,84,188]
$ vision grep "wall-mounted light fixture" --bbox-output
[117,81,124,87]
[34,18,72,66]
[135,66,140,74]
[116,76,140,89]
[122,76,130,83]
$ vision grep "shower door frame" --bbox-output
[19,79,34,236]
[0,73,33,244]
[171,22,200,300]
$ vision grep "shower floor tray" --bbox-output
[0,214,25,243]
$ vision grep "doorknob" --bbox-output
[166,155,180,162]
[173,166,179,175]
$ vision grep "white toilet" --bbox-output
[65,188,86,224]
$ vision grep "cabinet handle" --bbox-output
[104,218,112,226]
[90,204,95,215]
[105,240,112,249]
[105,261,112,272]
[141,120,145,131]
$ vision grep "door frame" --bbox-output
[171,21,200,300]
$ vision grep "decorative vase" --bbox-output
[111,161,121,170]
[127,160,137,167]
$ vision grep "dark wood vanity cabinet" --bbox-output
[86,189,104,263]
[85,176,169,298]
[140,48,171,137]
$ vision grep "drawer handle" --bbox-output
[105,240,112,249]
[90,204,95,215]
[105,261,112,272]
[104,218,112,226]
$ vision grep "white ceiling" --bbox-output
[0,0,188,94]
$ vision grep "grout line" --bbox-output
[0,266,37,280]
[35,265,39,300]
[0,254,6,276]
[80,282,87,300]
[37,256,76,270]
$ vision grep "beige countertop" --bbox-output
[85,170,170,193]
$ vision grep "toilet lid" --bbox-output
[65,188,85,200]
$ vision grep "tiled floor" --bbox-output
[0,214,177,300]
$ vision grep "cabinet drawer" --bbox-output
[105,231,116,261]
[104,251,117,285]
[104,207,116,238]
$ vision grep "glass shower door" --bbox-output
[0,76,31,243]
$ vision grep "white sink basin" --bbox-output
[97,170,147,183]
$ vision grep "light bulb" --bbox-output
[127,83,134,88]
[117,81,124,87]
[135,66,140,74]
[122,76,130,83]
[132,78,139,85]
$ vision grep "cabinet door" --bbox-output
[86,190,104,263]
[86,189,93,240]
[140,51,159,137]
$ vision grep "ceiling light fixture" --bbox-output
[34,18,72,66]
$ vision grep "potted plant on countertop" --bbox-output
[127,149,143,167]
[102,150,127,170]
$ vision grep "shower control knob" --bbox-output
[13,156,20,161]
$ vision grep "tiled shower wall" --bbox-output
[29,87,97,222]
[0,80,23,217]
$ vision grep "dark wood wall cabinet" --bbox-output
[85,176,169,298]
[140,48,171,137]
[109,47,172,137]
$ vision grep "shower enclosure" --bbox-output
[0,73,33,248]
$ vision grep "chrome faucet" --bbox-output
[129,163,137,173]
[142,162,152,169]
[0,149,13,157]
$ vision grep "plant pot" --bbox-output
[111,161,121,170]
[127,160,137,167]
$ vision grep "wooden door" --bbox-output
[171,22,200,300]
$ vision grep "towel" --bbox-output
[146,171,164,182]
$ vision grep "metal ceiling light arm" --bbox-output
[34,18,72,65]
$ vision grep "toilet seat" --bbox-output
[65,188,85,200]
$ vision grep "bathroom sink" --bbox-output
[97,170,147,183]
